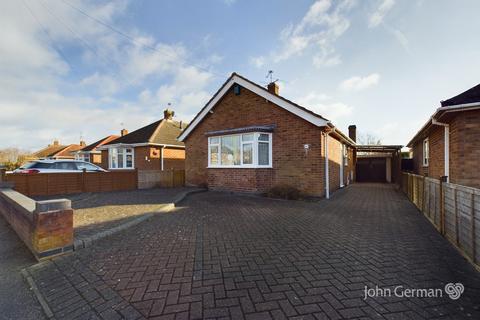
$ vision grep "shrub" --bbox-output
[266,184,301,200]
[1,161,23,171]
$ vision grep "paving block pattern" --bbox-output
[28,184,480,319]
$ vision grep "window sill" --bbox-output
[108,168,135,170]
[207,165,273,169]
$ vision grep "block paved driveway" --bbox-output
[28,184,480,319]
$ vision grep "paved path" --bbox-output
[0,216,45,320]
[27,184,480,319]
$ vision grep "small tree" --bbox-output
[357,132,382,145]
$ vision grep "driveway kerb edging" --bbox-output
[20,268,54,319]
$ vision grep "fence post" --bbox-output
[471,193,476,263]
[26,174,30,196]
[82,169,87,192]
[135,168,139,190]
[0,169,5,182]
[439,176,447,234]
[421,176,425,214]
[454,188,459,246]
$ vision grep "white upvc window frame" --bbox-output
[342,144,348,167]
[208,132,272,168]
[109,147,135,169]
[75,153,89,162]
[422,138,429,167]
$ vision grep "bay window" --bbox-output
[208,132,272,168]
[109,147,134,169]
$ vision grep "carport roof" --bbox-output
[355,145,403,153]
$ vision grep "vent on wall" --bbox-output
[233,84,241,95]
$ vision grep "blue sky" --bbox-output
[1,0,479,150]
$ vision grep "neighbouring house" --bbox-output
[99,109,186,188]
[75,134,120,165]
[177,73,356,197]
[407,83,480,188]
[30,139,86,160]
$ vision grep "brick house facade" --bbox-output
[99,110,186,188]
[178,73,356,197]
[75,134,119,166]
[408,83,480,188]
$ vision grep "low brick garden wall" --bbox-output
[0,182,73,260]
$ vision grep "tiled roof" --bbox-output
[441,83,480,107]
[81,135,119,152]
[104,119,185,147]
[33,143,83,158]
[33,144,68,158]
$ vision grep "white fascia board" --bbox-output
[178,75,329,141]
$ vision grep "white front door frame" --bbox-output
[340,144,345,188]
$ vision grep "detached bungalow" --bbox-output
[407,83,480,188]
[178,73,356,197]
[99,109,186,188]
[31,139,86,160]
[75,134,119,166]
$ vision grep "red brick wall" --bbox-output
[102,147,185,171]
[91,153,102,164]
[100,150,108,169]
[183,85,347,196]
[450,110,480,188]
[327,134,342,192]
[163,148,185,170]
[411,110,480,188]
[0,190,73,260]
[429,125,445,179]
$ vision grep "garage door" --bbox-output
[356,158,386,182]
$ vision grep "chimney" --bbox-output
[164,109,174,120]
[267,82,279,95]
[348,125,357,142]
[120,129,128,136]
[53,139,59,146]
[80,140,86,147]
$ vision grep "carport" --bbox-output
[355,145,402,183]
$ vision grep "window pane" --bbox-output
[210,137,219,144]
[111,149,117,168]
[125,148,132,154]
[242,133,254,142]
[221,135,241,165]
[118,152,124,168]
[242,143,253,164]
[126,154,133,168]
[77,162,100,171]
[258,142,269,165]
[210,145,219,165]
[258,133,269,141]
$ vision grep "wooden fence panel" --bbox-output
[6,171,138,197]
[401,172,480,267]
[443,185,457,242]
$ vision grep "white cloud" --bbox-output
[251,0,354,68]
[340,73,380,91]
[0,0,217,150]
[369,0,395,28]
[389,27,410,52]
[250,56,265,68]
[297,92,353,122]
